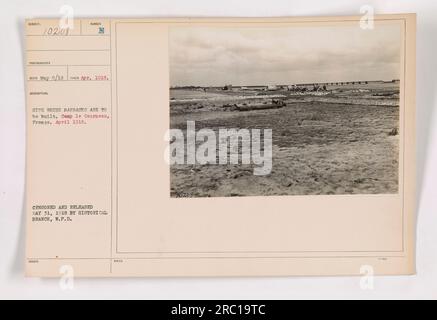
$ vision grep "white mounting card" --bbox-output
[25,14,416,277]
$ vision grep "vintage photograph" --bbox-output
[169,23,401,197]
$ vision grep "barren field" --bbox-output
[170,83,399,197]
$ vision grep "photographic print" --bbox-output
[169,23,401,197]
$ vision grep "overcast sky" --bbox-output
[169,23,401,86]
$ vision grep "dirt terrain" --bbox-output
[170,83,399,197]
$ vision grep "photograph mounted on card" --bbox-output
[25,14,416,277]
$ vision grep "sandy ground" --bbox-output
[170,84,399,197]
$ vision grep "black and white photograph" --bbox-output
[169,23,402,197]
